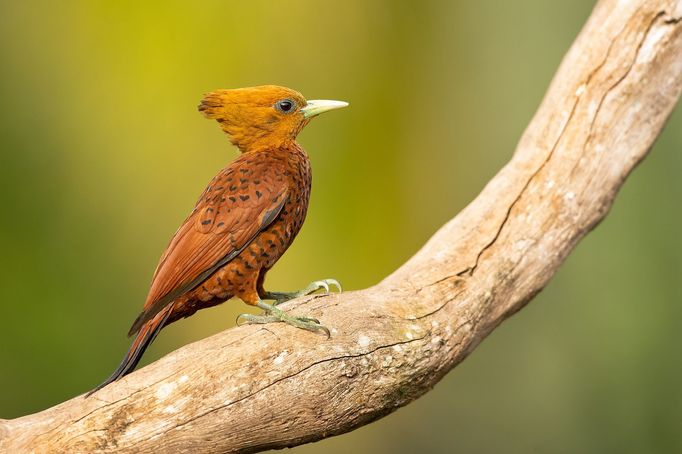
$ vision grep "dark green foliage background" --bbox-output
[1,1,680,452]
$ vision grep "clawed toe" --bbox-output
[264,278,343,305]
[310,278,342,294]
[236,313,279,326]
[308,323,330,338]
[236,301,330,337]
[289,318,329,338]
[278,313,329,337]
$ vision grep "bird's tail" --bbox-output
[86,306,173,397]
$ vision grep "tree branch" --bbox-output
[2,1,681,452]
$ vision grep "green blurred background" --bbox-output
[1,1,680,452]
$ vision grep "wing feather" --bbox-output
[128,159,288,336]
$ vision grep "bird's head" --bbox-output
[198,85,348,153]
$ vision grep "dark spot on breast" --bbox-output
[201,219,212,225]
[256,190,262,199]
[229,196,237,202]
[207,207,214,213]
[235,269,244,277]
[240,178,248,183]
[214,186,224,191]
[217,221,225,227]
[254,179,261,184]
[240,169,249,174]
[240,195,250,201]
[245,262,254,270]
[229,185,237,191]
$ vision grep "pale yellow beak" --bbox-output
[301,99,349,119]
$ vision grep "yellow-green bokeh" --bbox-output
[1,1,680,452]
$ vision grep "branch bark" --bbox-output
[2,1,681,452]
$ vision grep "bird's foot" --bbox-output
[237,300,330,337]
[263,278,342,305]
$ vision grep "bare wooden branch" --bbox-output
[2,1,681,452]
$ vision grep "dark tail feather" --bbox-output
[86,307,172,397]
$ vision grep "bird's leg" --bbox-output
[237,300,330,337]
[262,279,342,305]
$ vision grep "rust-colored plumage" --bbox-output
[90,85,347,394]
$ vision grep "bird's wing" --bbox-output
[128,161,288,336]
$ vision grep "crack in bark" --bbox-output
[408,290,465,320]
[462,5,667,278]
[577,10,668,201]
[464,94,581,276]
[128,335,428,449]
[416,274,460,293]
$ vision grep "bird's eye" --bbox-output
[275,99,296,113]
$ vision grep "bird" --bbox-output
[88,85,348,395]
